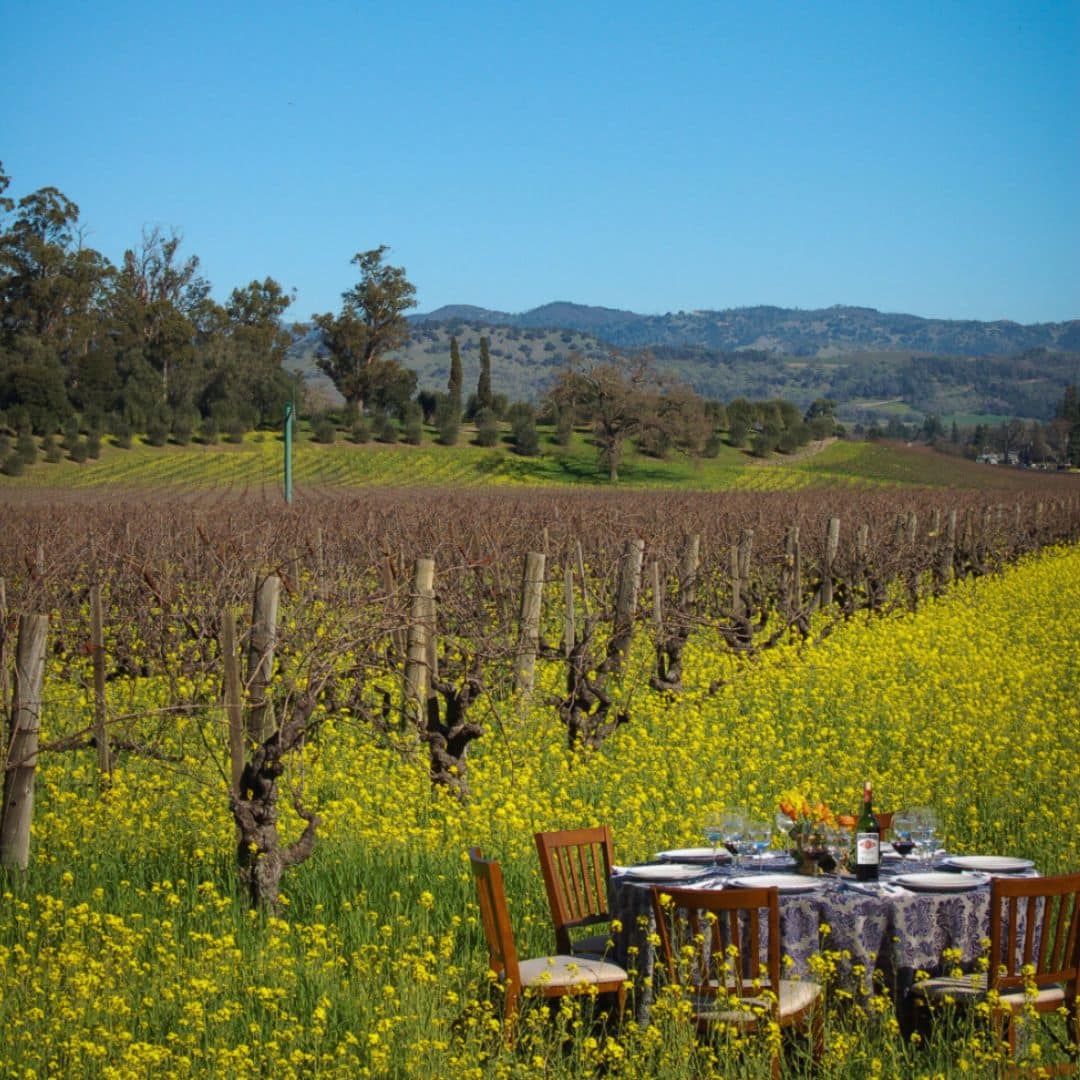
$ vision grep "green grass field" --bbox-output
[1,428,1075,495]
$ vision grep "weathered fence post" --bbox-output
[222,611,244,794]
[247,574,280,745]
[0,578,8,721]
[609,537,644,671]
[513,552,545,694]
[820,515,840,608]
[89,584,110,782]
[0,614,49,873]
[403,557,435,725]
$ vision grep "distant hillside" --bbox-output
[287,302,1080,424]
[413,302,1080,357]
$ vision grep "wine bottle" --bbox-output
[854,780,881,881]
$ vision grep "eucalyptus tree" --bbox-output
[312,246,416,417]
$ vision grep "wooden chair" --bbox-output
[650,884,823,1079]
[469,847,627,1031]
[534,826,616,958]
[911,871,1080,1075]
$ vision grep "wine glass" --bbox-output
[774,809,796,850]
[824,825,849,874]
[911,807,940,867]
[891,811,916,867]
[721,808,747,867]
[800,827,829,876]
[702,812,724,863]
[747,819,773,863]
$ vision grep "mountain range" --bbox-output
[410,302,1080,357]
[289,302,1080,425]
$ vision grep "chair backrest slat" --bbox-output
[989,872,1080,995]
[651,885,781,1014]
[534,827,615,953]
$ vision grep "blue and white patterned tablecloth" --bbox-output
[610,865,997,1023]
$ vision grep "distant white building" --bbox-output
[977,452,999,465]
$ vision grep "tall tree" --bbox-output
[312,246,416,416]
[110,227,211,412]
[199,278,297,425]
[547,353,669,482]
[476,336,493,411]
[447,335,463,407]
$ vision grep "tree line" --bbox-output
[0,163,300,450]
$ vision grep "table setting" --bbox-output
[608,801,1040,1025]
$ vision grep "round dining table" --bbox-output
[608,855,1023,1030]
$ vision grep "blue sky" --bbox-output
[4,0,1078,324]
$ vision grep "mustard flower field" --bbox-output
[2,541,1079,1078]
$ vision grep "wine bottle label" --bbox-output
[855,832,880,865]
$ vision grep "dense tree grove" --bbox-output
[0,164,299,440]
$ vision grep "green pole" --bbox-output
[283,401,294,504]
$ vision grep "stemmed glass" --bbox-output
[824,825,849,874]
[911,808,940,868]
[774,809,796,851]
[702,812,724,864]
[891,811,916,868]
[747,819,773,864]
[721,809,748,867]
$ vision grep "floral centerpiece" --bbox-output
[778,791,836,873]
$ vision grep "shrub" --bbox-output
[16,430,38,465]
[434,397,460,446]
[1,452,24,476]
[86,432,102,459]
[226,417,247,444]
[171,414,196,445]
[69,438,89,463]
[199,416,219,445]
[42,434,63,463]
[403,415,423,445]
[350,417,371,444]
[475,408,500,447]
[312,418,337,444]
[145,417,170,447]
[703,433,724,458]
[375,413,398,444]
[511,409,540,457]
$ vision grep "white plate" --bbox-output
[942,856,1035,874]
[615,863,711,882]
[893,872,988,892]
[656,847,732,864]
[728,874,824,894]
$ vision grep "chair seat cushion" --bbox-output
[570,932,615,959]
[913,974,1066,1008]
[519,954,628,989]
[691,979,822,1023]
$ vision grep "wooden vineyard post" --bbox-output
[89,584,110,783]
[0,614,49,873]
[404,557,435,726]
[247,574,280,745]
[513,552,545,694]
[609,537,644,673]
[937,509,957,589]
[380,556,407,659]
[223,611,244,795]
[0,578,8,722]
[821,516,840,608]
[651,560,663,637]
